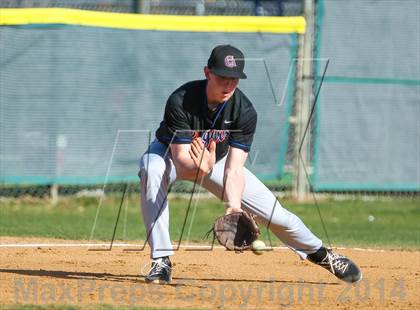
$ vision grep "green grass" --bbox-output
[288,198,420,249]
[0,194,419,249]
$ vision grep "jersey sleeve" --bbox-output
[157,94,192,144]
[228,107,257,152]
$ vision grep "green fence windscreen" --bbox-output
[313,0,420,191]
[0,24,296,185]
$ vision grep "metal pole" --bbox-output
[51,184,59,206]
[138,0,150,14]
[293,0,315,201]
[196,0,205,15]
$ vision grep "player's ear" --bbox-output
[204,66,211,79]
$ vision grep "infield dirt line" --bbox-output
[0,242,390,252]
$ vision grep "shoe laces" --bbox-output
[141,258,171,276]
[325,251,349,274]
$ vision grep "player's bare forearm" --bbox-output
[175,157,206,180]
[171,150,206,180]
[223,167,244,212]
[175,160,211,181]
[170,140,216,181]
[223,147,248,214]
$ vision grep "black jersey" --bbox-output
[155,79,257,161]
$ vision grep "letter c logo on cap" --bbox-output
[224,55,237,68]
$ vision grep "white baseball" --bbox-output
[251,240,266,255]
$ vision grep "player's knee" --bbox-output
[139,156,167,186]
[140,165,163,183]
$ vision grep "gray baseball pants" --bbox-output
[139,140,322,259]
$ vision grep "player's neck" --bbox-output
[207,103,220,112]
[205,83,224,107]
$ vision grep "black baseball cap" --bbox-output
[207,45,247,79]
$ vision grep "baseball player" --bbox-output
[139,45,361,284]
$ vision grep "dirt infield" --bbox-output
[1,237,419,309]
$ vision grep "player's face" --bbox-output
[205,67,239,104]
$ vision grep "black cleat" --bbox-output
[308,248,362,283]
[144,257,172,284]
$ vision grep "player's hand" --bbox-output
[189,138,216,175]
[225,207,243,215]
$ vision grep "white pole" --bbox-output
[293,0,315,201]
[139,0,150,14]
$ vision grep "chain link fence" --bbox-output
[0,0,303,16]
[0,6,298,198]
[0,1,302,198]
[2,1,418,199]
